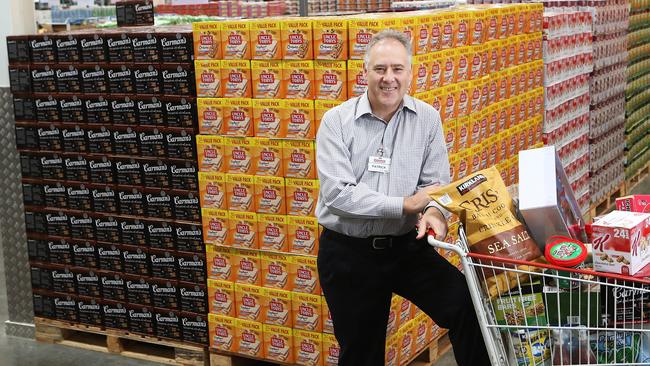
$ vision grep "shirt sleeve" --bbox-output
[417,107,451,219]
[316,109,404,219]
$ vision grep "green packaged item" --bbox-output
[510,329,551,366]
[494,293,547,326]
[590,332,641,363]
[544,287,601,327]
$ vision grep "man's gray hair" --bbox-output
[363,29,413,68]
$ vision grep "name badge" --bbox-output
[368,156,391,173]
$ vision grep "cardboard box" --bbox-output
[235,283,264,322]
[291,291,322,332]
[283,99,316,140]
[283,60,315,100]
[286,178,319,217]
[592,211,650,275]
[264,324,294,363]
[315,61,347,101]
[387,295,400,337]
[195,60,222,98]
[199,172,226,209]
[313,18,348,60]
[322,332,340,366]
[225,137,256,174]
[293,329,323,366]
[193,22,221,60]
[221,60,251,98]
[348,16,382,60]
[289,255,320,294]
[261,252,292,290]
[251,60,284,99]
[315,100,342,131]
[251,19,282,60]
[208,314,235,352]
[235,319,264,358]
[385,333,399,366]
[400,15,417,56]
[228,211,258,249]
[281,19,313,60]
[258,214,289,252]
[413,313,429,353]
[397,321,416,365]
[288,216,319,256]
[283,140,316,179]
[208,279,235,317]
[441,84,457,122]
[415,14,431,55]
[261,287,292,327]
[253,99,284,138]
[223,98,253,136]
[616,195,650,213]
[198,98,225,135]
[202,209,229,247]
[321,296,333,334]
[232,248,261,285]
[347,59,367,98]
[226,173,256,212]
[411,54,430,95]
[221,20,251,60]
[255,138,284,177]
[254,176,286,215]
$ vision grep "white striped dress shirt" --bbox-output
[315,92,450,238]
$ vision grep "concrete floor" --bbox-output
[0,174,648,366]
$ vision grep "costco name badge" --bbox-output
[368,156,391,173]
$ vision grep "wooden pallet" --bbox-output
[34,317,208,366]
[626,161,650,194]
[589,182,627,220]
[409,332,451,366]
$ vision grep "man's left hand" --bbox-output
[416,208,447,241]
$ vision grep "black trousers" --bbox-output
[317,228,490,366]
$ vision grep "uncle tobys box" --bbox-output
[293,329,323,366]
[206,245,233,281]
[221,60,251,98]
[199,172,226,210]
[192,22,222,60]
[258,214,289,252]
[283,60,315,100]
[291,291,322,332]
[195,60,221,98]
[315,60,347,101]
[289,255,320,294]
[235,319,264,358]
[254,138,284,177]
[253,99,284,138]
[207,279,235,317]
[288,216,319,256]
[226,173,255,212]
[221,20,251,60]
[251,60,284,99]
[261,287,292,327]
[254,176,286,215]
[281,18,313,60]
[228,211,258,249]
[198,98,224,135]
[283,99,315,140]
[261,251,291,290]
[283,140,316,179]
[251,19,282,60]
[235,283,264,322]
[286,178,319,217]
[264,324,294,363]
[208,314,235,352]
[313,18,348,60]
[202,208,229,247]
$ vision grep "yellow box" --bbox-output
[221,60,251,98]
[223,97,253,136]
[232,248,261,285]
[439,49,456,86]
[224,137,256,175]
[397,320,416,363]
[253,99,284,138]
[254,175,286,215]
[456,9,471,47]
[313,18,348,60]
[385,333,399,366]
[348,16,383,60]
[289,255,320,294]
[208,279,235,317]
[221,20,251,60]
[208,314,235,352]
[484,7,499,42]
[411,53,430,95]
[440,11,456,50]
[228,210,258,249]
[193,22,221,60]
[293,329,323,366]
[196,135,225,172]
[346,59,366,98]
[235,319,264,358]
[440,84,458,123]
[195,60,221,97]
[206,244,233,280]
[413,313,429,353]
[444,119,457,154]
[291,291,322,332]
[251,60,284,99]
[314,100,343,132]
[261,287,293,327]
[387,295,401,337]
[199,172,226,210]
[321,296,333,334]
[197,98,225,135]
[283,60,315,100]
[414,14,431,55]
[250,19,282,60]
[322,333,340,366]
[399,15,417,55]
[285,178,319,217]
[468,8,486,46]
[225,173,255,212]
[257,214,289,253]
[261,251,291,290]
[281,19,313,60]
[281,99,315,140]
[314,60,347,101]
[235,283,264,322]
[288,216,319,256]
[202,208,229,247]
[428,54,443,89]
[254,137,284,177]
[455,81,470,119]
[282,140,316,179]
[264,324,294,363]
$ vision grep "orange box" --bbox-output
[397,296,412,326]
[455,81,470,119]
[347,59,367,98]
[226,173,255,212]
[223,98,253,136]
[291,292,322,332]
[221,60,251,98]
[289,255,320,294]
[411,53,430,95]
[484,104,498,138]
[315,60,347,101]
[469,45,485,81]
[254,138,284,176]
[440,49,456,86]
[468,80,482,116]
[281,19,313,60]
[232,248,261,285]
[322,333,340,366]
[282,99,316,140]
[440,84,458,123]
[224,137,256,175]
[282,140,316,179]
[348,16,383,60]
[315,100,343,131]
[428,54,443,89]
[455,47,469,83]
[385,333,399,366]
[221,20,251,60]
[456,149,471,179]
[313,18,348,60]
[456,9,470,47]
[193,22,222,60]
[196,135,225,172]
[195,60,222,97]
[197,98,225,135]
[387,295,400,337]
[208,279,235,317]
[400,15,417,55]
[253,99,284,138]
[199,172,226,210]
[469,8,486,46]
[235,283,264,322]
[258,214,289,253]
[283,60,315,100]
[429,12,444,53]
[415,14,431,55]
[206,244,233,280]
[455,116,470,152]
[251,19,282,60]
[228,211,258,249]
[254,176,286,215]
[448,153,458,181]
[398,321,416,364]
[261,251,292,290]
[293,329,323,366]
[261,287,293,327]
[413,313,430,353]
[288,216,319,256]
[498,7,510,40]
[202,208,229,247]
[208,314,235,352]
[285,178,319,217]
[321,297,333,334]
[440,11,456,50]
[484,7,499,42]
[264,324,294,363]
[251,60,284,99]
[444,119,457,154]
[235,319,264,358]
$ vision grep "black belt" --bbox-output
[322,228,414,250]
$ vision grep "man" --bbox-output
[315,30,490,366]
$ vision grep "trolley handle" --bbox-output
[426,228,467,257]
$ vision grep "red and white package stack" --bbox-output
[542,10,594,214]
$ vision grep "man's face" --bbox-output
[364,38,412,111]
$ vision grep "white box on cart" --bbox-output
[592,211,650,276]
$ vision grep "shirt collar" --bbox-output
[355,92,417,121]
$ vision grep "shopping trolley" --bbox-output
[427,226,650,365]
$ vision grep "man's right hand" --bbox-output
[403,185,438,215]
